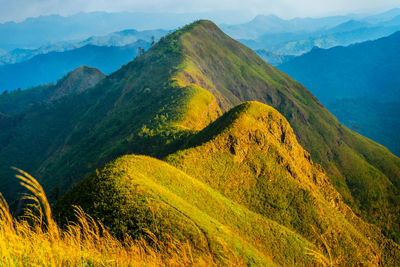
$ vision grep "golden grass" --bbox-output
[0,168,245,266]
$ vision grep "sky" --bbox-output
[0,0,399,23]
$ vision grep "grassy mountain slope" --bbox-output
[166,101,400,265]
[1,20,400,246]
[168,20,400,242]
[54,155,314,266]
[55,102,400,265]
[0,25,221,205]
[0,84,54,115]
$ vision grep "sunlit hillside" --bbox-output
[0,169,243,266]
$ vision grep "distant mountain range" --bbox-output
[222,14,357,39]
[0,28,168,66]
[279,31,400,156]
[0,11,253,51]
[0,41,150,92]
[235,9,400,55]
[2,9,400,92]
[254,49,295,66]
[1,8,399,53]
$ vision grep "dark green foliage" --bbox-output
[0,84,54,115]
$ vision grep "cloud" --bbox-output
[0,0,399,23]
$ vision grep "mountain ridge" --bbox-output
[1,19,400,248]
[55,100,400,265]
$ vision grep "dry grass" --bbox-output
[0,168,244,266]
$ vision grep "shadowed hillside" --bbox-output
[0,65,105,116]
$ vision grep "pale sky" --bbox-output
[1,0,399,23]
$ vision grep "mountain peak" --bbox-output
[252,14,283,23]
[175,20,220,36]
[49,65,105,101]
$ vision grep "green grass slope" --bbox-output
[54,155,317,266]
[54,101,400,265]
[166,101,400,265]
[169,20,400,243]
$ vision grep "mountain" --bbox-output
[0,28,168,66]
[0,11,252,51]
[381,14,400,26]
[279,31,400,102]
[1,20,400,256]
[0,66,105,115]
[326,19,371,33]
[222,14,354,39]
[240,20,400,55]
[228,8,400,56]
[279,31,400,155]
[363,8,400,24]
[326,99,400,157]
[55,101,400,265]
[0,41,149,92]
[79,28,169,47]
[0,12,174,51]
[255,49,294,66]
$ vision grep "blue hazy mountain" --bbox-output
[221,14,354,39]
[278,31,400,155]
[0,28,168,65]
[224,8,400,55]
[362,8,400,24]
[327,98,400,157]
[255,49,294,66]
[279,31,400,102]
[2,9,400,57]
[0,41,150,92]
[0,11,251,51]
[238,18,400,55]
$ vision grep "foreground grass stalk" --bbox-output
[0,169,244,266]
